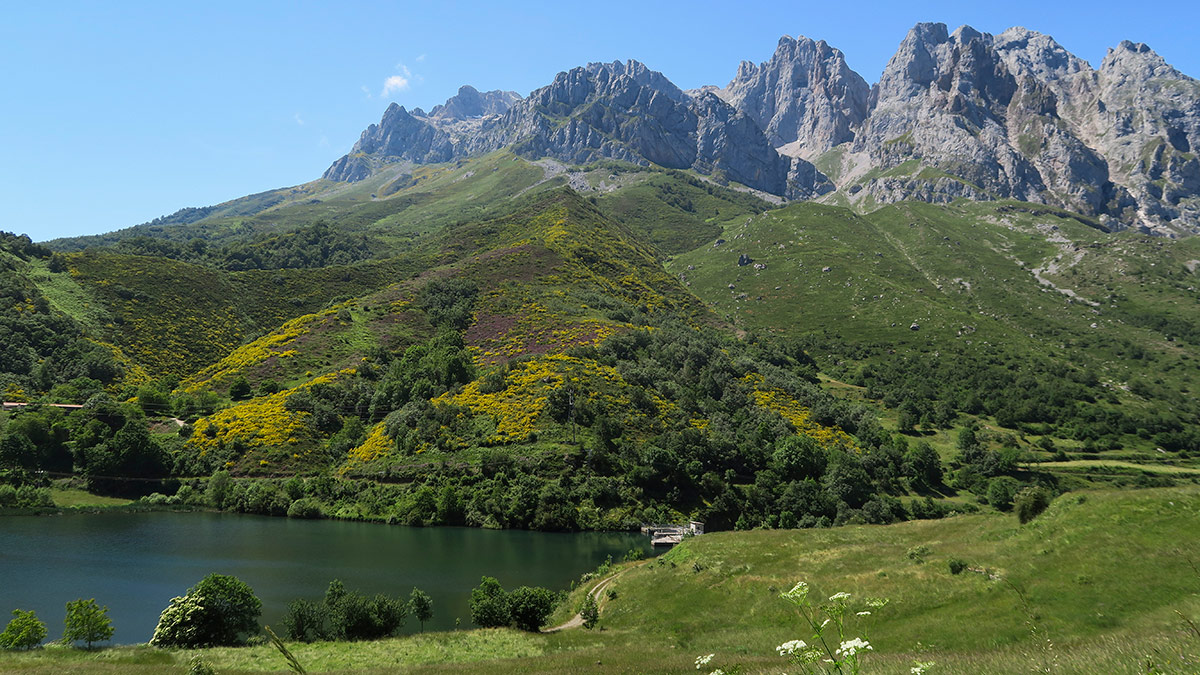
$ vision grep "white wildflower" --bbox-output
[781,581,809,601]
[866,597,889,609]
[800,649,823,663]
[856,611,871,616]
[776,639,807,656]
[820,618,831,628]
[695,653,715,668]
[829,591,852,603]
[837,637,873,657]
[710,670,724,675]
[911,661,935,674]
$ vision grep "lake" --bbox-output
[0,511,651,644]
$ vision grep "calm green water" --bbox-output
[0,511,650,644]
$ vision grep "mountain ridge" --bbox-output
[323,22,1199,236]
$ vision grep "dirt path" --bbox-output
[544,562,645,632]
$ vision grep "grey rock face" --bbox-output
[1085,41,1200,231]
[322,104,453,180]
[323,26,1200,233]
[427,85,521,120]
[720,35,870,157]
[324,60,831,199]
[841,23,1200,233]
[855,24,1045,206]
[837,22,1200,233]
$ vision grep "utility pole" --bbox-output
[568,387,577,446]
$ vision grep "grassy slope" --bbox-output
[60,252,423,382]
[3,486,1196,673]
[33,152,761,384]
[667,199,1200,462]
[591,169,772,256]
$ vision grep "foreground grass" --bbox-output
[3,487,1198,673]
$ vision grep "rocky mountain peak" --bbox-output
[583,59,687,102]
[720,33,869,157]
[321,24,1200,234]
[1101,40,1189,82]
[993,27,1090,83]
[427,85,521,121]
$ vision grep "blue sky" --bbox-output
[3,0,1197,241]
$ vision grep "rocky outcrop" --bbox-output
[325,61,832,199]
[845,23,1198,234]
[322,104,453,180]
[719,35,870,158]
[426,85,521,121]
[323,26,1200,234]
[854,25,1060,208]
[1086,41,1200,231]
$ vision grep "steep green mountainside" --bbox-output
[45,152,770,264]
[669,200,1200,462]
[61,252,427,381]
[8,189,900,535]
[0,236,132,400]
[4,155,1199,532]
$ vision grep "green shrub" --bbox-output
[469,576,510,628]
[287,497,323,519]
[508,586,558,632]
[986,476,1021,511]
[579,595,599,629]
[948,558,968,575]
[150,573,261,647]
[62,598,114,648]
[0,609,47,650]
[282,599,328,643]
[906,544,931,563]
[327,590,406,641]
[229,376,252,400]
[1015,486,1054,524]
[408,588,434,632]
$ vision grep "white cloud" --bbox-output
[415,53,426,63]
[382,74,410,97]
[294,112,305,126]
[361,85,373,99]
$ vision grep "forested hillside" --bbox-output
[3,151,1198,530]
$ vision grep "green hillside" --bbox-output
[45,151,770,264]
[3,160,1199,526]
[668,200,1200,476]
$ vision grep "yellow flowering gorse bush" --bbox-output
[744,374,859,452]
[187,370,352,456]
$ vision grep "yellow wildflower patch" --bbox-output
[435,353,666,444]
[467,300,625,365]
[187,370,351,456]
[341,422,392,474]
[180,306,343,393]
[744,374,859,452]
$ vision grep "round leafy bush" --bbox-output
[0,609,47,650]
[151,574,261,647]
[469,576,510,628]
